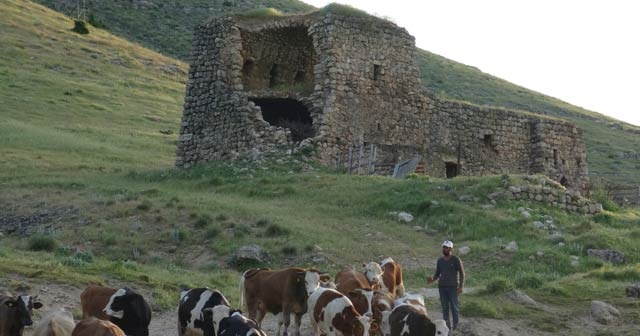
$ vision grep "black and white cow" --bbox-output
[216,310,267,336]
[0,293,43,336]
[178,288,230,336]
[381,304,448,336]
[102,288,152,336]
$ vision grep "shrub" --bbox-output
[485,277,514,294]
[194,214,212,228]
[87,14,106,29]
[265,224,290,237]
[236,8,284,18]
[515,274,543,289]
[205,226,221,239]
[461,298,500,318]
[28,235,57,252]
[71,20,89,34]
[281,246,297,255]
[215,214,228,221]
[61,257,89,268]
[136,200,152,211]
[255,218,271,227]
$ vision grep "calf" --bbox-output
[308,287,370,336]
[239,267,327,336]
[33,309,75,336]
[0,293,43,336]
[381,305,448,336]
[362,262,383,289]
[178,288,230,336]
[379,258,405,298]
[216,310,267,336]
[72,317,125,336]
[81,286,151,336]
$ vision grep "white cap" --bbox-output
[442,240,453,248]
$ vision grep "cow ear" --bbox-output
[33,302,43,309]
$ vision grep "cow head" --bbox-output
[4,295,43,327]
[347,289,374,317]
[353,315,371,336]
[379,310,391,336]
[362,262,383,287]
[203,305,231,336]
[103,288,146,321]
[433,319,449,336]
[302,269,331,296]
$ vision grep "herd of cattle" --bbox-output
[0,258,449,336]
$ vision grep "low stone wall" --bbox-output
[505,183,602,214]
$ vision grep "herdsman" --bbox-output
[428,240,465,331]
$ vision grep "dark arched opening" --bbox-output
[251,98,314,141]
[445,161,459,178]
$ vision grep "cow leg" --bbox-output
[309,314,320,336]
[293,313,303,336]
[281,310,291,336]
[274,313,283,336]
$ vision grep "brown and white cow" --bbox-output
[393,293,427,316]
[308,287,371,336]
[33,309,75,336]
[362,263,383,289]
[80,286,151,336]
[379,258,405,298]
[72,317,125,336]
[381,304,448,336]
[335,266,393,334]
[0,293,43,336]
[239,267,328,336]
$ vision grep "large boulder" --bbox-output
[591,300,621,325]
[230,244,268,266]
[587,249,625,265]
[626,283,640,298]
[506,289,537,306]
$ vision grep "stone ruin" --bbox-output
[176,9,589,191]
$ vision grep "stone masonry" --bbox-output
[177,9,590,191]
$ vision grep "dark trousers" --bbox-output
[439,286,459,329]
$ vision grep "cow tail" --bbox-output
[239,269,249,308]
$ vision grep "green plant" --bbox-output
[265,224,290,237]
[485,277,514,293]
[28,235,57,252]
[195,214,212,228]
[515,274,543,289]
[71,20,89,34]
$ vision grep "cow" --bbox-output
[381,304,448,336]
[362,262,383,289]
[0,293,43,336]
[178,288,230,336]
[80,285,151,336]
[307,287,370,336]
[393,293,427,316]
[335,266,394,335]
[33,309,75,336]
[239,267,328,336]
[379,258,405,298]
[215,309,268,336]
[72,317,125,336]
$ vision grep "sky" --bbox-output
[302,0,640,126]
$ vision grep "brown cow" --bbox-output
[239,268,327,336]
[72,318,125,336]
[308,287,370,336]
[33,309,75,336]
[80,286,116,320]
[80,286,151,336]
[380,258,405,298]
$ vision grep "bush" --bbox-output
[194,214,212,228]
[28,235,57,252]
[485,277,514,294]
[71,20,89,34]
[205,226,221,239]
[265,224,290,237]
[281,246,297,255]
[461,298,500,318]
[515,274,543,289]
[136,200,152,211]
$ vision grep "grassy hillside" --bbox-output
[1,2,639,334]
[33,0,640,187]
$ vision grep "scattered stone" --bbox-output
[480,204,494,210]
[312,255,328,264]
[397,212,414,223]
[458,195,474,202]
[532,221,545,229]
[626,283,640,298]
[591,300,621,325]
[458,246,471,255]
[558,242,565,247]
[504,241,518,252]
[506,289,537,306]
[412,226,423,232]
[230,244,268,265]
[587,249,625,265]
[521,211,531,218]
[536,251,544,257]
[312,244,323,252]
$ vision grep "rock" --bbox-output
[558,242,565,247]
[312,244,323,252]
[312,255,328,264]
[506,289,537,306]
[517,207,525,212]
[458,246,471,255]
[532,221,545,229]
[458,195,474,202]
[230,244,268,265]
[626,283,640,298]
[412,226,423,232]
[480,204,494,210]
[591,300,621,325]
[536,251,544,257]
[521,211,531,218]
[504,241,518,252]
[487,191,503,200]
[587,249,625,265]
[397,212,414,223]
[430,200,440,207]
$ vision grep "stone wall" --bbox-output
[177,10,590,192]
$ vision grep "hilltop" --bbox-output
[1,1,639,335]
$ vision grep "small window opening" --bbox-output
[560,175,568,187]
[562,159,566,165]
[553,149,559,166]
[483,134,495,149]
[294,70,305,83]
[445,162,459,178]
[576,158,582,167]
[242,59,255,77]
[377,122,381,131]
[373,64,381,80]
[269,64,279,88]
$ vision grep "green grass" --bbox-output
[1,2,640,333]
